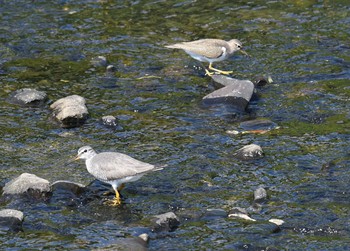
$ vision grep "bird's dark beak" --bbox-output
[240,49,250,57]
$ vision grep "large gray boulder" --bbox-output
[9,88,47,106]
[0,209,24,232]
[50,95,89,128]
[203,76,254,111]
[3,173,51,198]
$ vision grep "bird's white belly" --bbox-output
[185,47,228,63]
[117,174,143,184]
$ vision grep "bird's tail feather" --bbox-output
[154,164,167,171]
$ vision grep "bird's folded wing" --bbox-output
[166,40,225,59]
[90,153,156,181]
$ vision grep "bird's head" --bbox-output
[75,146,97,161]
[228,39,250,57]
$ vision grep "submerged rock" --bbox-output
[235,144,264,160]
[3,173,51,198]
[91,56,108,67]
[151,212,180,232]
[201,208,228,220]
[9,88,47,106]
[50,95,89,128]
[51,180,86,196]
[94,233,148,251]
[106,65,117,74]
[254,77,270,87]
[254,187,267,203]
[0,209,24,232]
[101,115,118,127]
[50,180,88,207]
[203,77,254,111]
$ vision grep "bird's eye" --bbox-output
[84,149,88,153]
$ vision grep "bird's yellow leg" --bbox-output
[208,63,233,75]
[104,188,122,206]
[205,68,215,76]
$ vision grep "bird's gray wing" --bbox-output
[166,39,226,59]
[89,152,156,181]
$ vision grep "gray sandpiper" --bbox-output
[165,38,249,76]
[75,146,164,206]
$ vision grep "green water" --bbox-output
[0,0,349,250]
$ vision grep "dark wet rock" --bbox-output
[9,88,47,106]
[0,209,24,233]
[201,208,228,220]
[101,115,118,127]
[228,207,256,222]
[151,212,180,232]
[3,173,51,198]
[235,144,264,160]
[254,77,270,87]
[50,180,87,207]
[50,95,89,128]
[51,180,86,196]
[240,119,278,131]
[106,65,117,73]
[91,56,108,67]
[94,233,148,251]
[254,187,267,203]
[203,77,254,111]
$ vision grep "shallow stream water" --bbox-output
[0,0,349,250]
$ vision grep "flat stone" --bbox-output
[203,77,254,111]
[269,219,285,226]
[152,212,180,232]
[228,207,256,222]
[0,209,24,232]
[210,75,253,88]
[235,144,264,160]
[240,119,278,131]
[9,88,47,106]
[50,95,89,128]
[3,173,51,196]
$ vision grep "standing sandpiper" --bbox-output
[165,38,249,76]
[75,146,164,206]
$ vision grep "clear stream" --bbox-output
[0,0,349,250]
